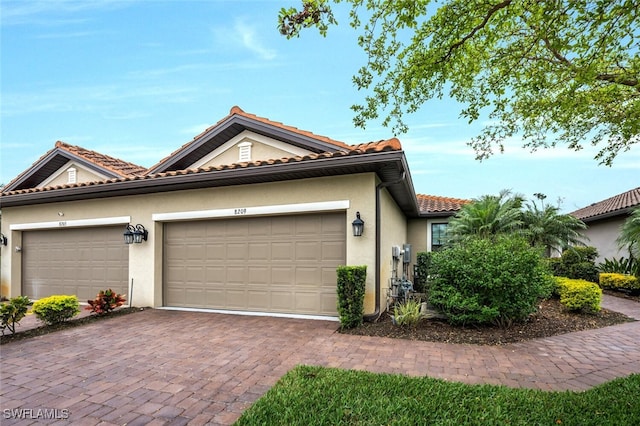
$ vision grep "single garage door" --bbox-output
[164,212,346,316]
[22,226,129,301]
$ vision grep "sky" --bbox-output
[1,0,638,213]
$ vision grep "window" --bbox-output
[431,223,448,251]
[238,142,252,162]
[67,168,77,184]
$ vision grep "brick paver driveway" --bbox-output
[1,295,639,425]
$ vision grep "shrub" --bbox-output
[393,299,421,327]
[0,296,32,335]
[86,289,127,315]
[32,295,80,325]
[599,273,640,291]
[555,277,602,313]
[428,235,554,327]
[336,265,367,329]
[551,247,599,283]
[599,257,640,277]
[414,252,431,294]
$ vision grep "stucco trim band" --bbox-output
[10,216,131,231]
[152,200,350,222]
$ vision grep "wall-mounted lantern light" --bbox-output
[352,212,364,237]
[124,224,148,244]
[0,232,7,246]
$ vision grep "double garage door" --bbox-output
[164,213,346,316]
[22,226,129,301]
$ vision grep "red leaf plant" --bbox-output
[86,289,126,315]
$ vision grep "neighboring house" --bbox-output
[0,106,467,319]
[571,187,640,264]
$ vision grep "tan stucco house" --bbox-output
[571,187,640,264]
[0,107,467,319]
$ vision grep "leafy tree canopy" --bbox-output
[279,1,640,165]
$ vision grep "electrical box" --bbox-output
[403,244,411,263]
[392,246,401,259]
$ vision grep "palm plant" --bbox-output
[521,196,587,256]
[447,189,524,241]
[617,207,640,259]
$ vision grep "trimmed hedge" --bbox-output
[414,252,431,293]
[336,265,367,329]
[555,277,601,313]
[599,273,639,291]
[550,247,599,283]
[32,295,80,325]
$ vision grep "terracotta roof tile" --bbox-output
[1,140,403,197]
[417,194,470,214]
[571,187,640,221]
[55,141,147,177]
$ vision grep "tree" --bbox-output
[447,189,524,240]
[279,1,640,165]
[521,193,587,256]
[617,207,640,259]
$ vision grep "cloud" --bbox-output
[213,18,277,61]
[1,0,132,26]
[233,19,277,60]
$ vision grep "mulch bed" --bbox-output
[3,292,638,346]
[341,296,637,345]
[0,307,143,345]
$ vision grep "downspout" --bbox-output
[364,172,406,322]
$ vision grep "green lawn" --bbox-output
[235,365,640,425]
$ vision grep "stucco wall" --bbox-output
[43,163,106,187]
[583,216,628,264]
[377,186,408,313]
[1,173,380,311]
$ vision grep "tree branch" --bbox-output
[438,0,513,64]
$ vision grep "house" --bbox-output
[571,187,640,264]
[0,106,468,319]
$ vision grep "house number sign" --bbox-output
[234,208,247,215]
[58,221,67,227]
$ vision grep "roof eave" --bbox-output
[1,151,420,216]
[575,206,635,223]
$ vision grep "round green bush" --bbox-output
[429,235,554,327]
[32,295,80,325]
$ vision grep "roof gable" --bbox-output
[571,187,640,222]
[4,141,147,192]
[147,106,352,174]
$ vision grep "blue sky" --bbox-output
[1,0,638,212]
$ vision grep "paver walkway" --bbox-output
[1,295,639,425]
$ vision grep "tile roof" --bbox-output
[1,138,403,197]
[148,106,354,173]
[417,194,470,214]
[571,187,640,221]
[55,141,147,177]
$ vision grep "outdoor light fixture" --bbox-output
[124,224,148,244]
[352,212,364,237]
[0,233,7,246]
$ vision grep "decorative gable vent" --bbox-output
[67,167,77,184]
[238,142,252,162]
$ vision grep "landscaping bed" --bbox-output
[0,307,142,345]
[341,297,636,345]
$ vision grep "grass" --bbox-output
[235,365,640,425]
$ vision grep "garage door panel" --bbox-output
[322,241,346,261]
[295,241,321,261]
[23,226,128,301]
[271,267,293,285]
[164,213,345,316]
